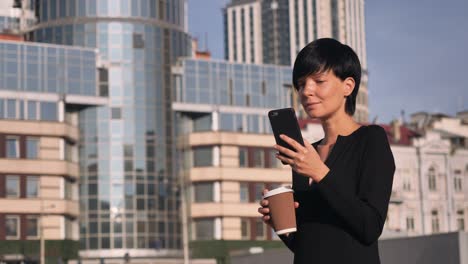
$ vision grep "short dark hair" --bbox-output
[292,38,361,116]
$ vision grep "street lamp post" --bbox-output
[40,202,55,264]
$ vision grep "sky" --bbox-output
[187,0,468,124]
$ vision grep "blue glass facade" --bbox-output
[32,0,191,255]
[174,58,293,135]
[0,41,97,96]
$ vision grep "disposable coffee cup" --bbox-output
[263,186,296,235]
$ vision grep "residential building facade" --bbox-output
[172,58,293,244]
[0,39,103,263]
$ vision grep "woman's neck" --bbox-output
[319,112,361,146]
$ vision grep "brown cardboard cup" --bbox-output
[263,186,296,235]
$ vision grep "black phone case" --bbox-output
[268,108,304,157]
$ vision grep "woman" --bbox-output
[258,38,395,264]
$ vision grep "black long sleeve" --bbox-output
[279,233,295,252]
[315,125,395,245]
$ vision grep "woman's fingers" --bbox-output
[258,207,269,214]
[294,202,300,208]
[274,144,297,159]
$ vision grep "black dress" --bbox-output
[279,125,395,264]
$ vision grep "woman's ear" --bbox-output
[343,77,355,97]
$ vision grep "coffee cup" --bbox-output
[263,186,296,235]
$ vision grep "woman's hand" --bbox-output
[258,189,299,228]
[274,135,330,182]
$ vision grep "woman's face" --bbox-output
[298,70,354,119]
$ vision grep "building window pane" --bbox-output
[6,99,17,119]
[27,217,39,238]
[431,210,440,233]
[26,176,39,198]
[6,137,19,158]
[254,183,264,202]
[194,219,214,240]
[241,218,250,240]
[255,218,265,240]
[194,182,214,202]
[428,167,437,191]
[457,210,465,231]
[26,137,39,159]
[240,182,249,203]
[111,107,122,119]
[406,216,415,231]
[6,216,19,239]
[6,176,20,197]
[252,149,264,168]
[193,147,213,167]
[267,149,280,168]
[193,114,212,132]
[40,102,58,121]
[27,101,37,120]
[239,148,248,167]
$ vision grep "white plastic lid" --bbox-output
[262,186,294,199]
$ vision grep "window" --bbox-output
[428,167,437,191]
[403,175,411,191]
[193,182,214,202]
[454,170,463,192]
[252,149,264,168]
[267,149,280,168]
[255,218,266,240]
[254,183,264,202]
[26,176,39,198]
[406,216,415,231]
[241,218,250,240]
[431,210,440,233]
[26,217,39,238]
[239,148,248,167]
[457,210,465,231]
[240,182,249,203]
[111,107,122,119]
[133,33,145,49]
[194,219,214,240]
[40,102,57,121]
[27,101,37,120]
[6,216,20,239]
[193,147,213,167]
[6,176,20,197]
[26,137,39,159]
[6,137,19,158]
[6,99,17,119]
[193,114,212,132]
[65,179,75,200]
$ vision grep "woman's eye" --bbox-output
[316,80,325,84]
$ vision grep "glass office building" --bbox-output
[30,0,191,259]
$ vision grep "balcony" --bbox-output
[181,131,275,148]
[189,167,290,182]
[0,199,79,217]
[191,202,261,218]
[0,159,79,179]
[0,120,79,142]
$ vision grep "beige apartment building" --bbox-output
[182,131,291,242]
[0,39,104,263]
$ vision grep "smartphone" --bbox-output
[268,108,304,161]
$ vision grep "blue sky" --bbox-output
[187,0,468,123]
